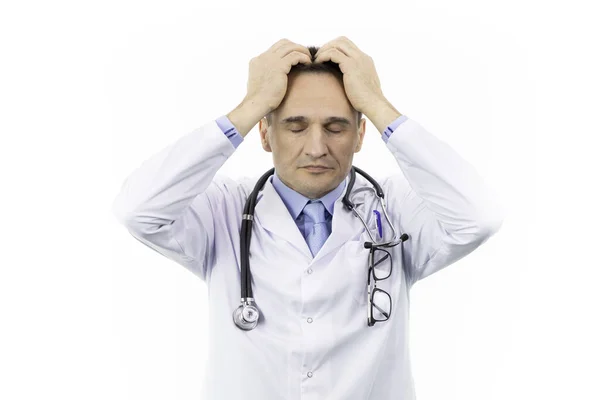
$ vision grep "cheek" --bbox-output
[335,143,357,160]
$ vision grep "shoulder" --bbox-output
[202,172,263,209]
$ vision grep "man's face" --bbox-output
[259,72,366,199]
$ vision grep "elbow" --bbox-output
[441,203,505,249]
[474,204,505,239]
[111,202,170,236]
[111,197,131,225]
[111,195,140,228]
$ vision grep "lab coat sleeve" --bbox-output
[111,119,241,282]
[381,117,505,286]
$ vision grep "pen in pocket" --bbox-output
[373,210,383,238]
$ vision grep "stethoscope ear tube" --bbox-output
[342,166,385,212]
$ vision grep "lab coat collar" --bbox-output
[254,170,369,263]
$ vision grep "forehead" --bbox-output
[275,73,355,123]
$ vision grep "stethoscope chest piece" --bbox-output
[233,298,260,331]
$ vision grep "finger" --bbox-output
[282,51,312,72]
[315,41,335,57]
[337,36,361,53]
[277,43,312,59]
[315,47,350,61]
[317,39,357,58]
[314,48,350,73]
[268,38,293,53]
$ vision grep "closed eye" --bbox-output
[290,128,342,133]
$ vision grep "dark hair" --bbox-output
[264,45,362,127]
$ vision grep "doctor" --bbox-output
[112,37,504,400]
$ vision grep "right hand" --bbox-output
[244,39,312,113]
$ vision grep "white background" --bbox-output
[1,0,598,399]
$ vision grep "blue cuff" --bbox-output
[381,115,408,144]
[216,115,243,149]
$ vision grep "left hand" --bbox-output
[314,36,386,114]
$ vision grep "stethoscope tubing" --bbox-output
[234,166,408,330]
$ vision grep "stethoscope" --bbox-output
[233,165,409,331]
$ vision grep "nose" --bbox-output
[303,128,328,158]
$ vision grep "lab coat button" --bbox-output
[307,268,313,274]
[307,317,313,323]
[307,371,313,378]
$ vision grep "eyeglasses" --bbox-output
[367,245,393,327]
[345,186,408,327]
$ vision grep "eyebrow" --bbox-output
[279,116,352,126]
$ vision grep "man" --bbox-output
[112,37,504,399]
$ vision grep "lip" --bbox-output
[303,166,331,172]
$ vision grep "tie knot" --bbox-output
[302,200,328,224]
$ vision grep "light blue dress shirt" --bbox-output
[214,113,408,239]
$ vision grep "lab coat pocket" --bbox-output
[348,262,369,307]
[357,210,381,243]
[348,218,399,307]
[344,237,371,307]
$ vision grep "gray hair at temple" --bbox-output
[264,45,363,127]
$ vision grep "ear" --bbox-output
[354,118,366,153]
[259,118,272,152]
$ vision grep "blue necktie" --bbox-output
[302,200,331,257]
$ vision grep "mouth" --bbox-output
[303,166,331,173]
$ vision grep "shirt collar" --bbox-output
[271,169,347,220]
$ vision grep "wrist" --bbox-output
[365,98,402,134]
[227,98,269,138]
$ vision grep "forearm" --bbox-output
[384,118,504,283]
[111,122,235,230]
[226,97,270,137]
[364,97,403,134]
[388,119,504,234]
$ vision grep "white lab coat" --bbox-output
[112,116,504,400]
